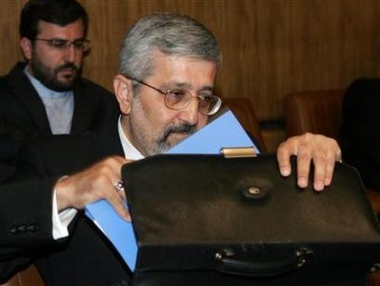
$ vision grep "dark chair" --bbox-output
[0,264,45,286]
[284,89,345,139]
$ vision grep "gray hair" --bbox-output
[118,12,222,80]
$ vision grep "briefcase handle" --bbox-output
[215,247,313,277]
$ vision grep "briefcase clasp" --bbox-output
[220,147,257,158]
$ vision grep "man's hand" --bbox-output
[276,133,342,191]
[54,155,131,221]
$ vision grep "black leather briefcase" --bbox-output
[121,154,380,286]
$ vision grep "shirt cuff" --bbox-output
[52,189,77,240]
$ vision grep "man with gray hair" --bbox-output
[0,13,341,285]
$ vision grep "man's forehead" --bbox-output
[37,19,84,37]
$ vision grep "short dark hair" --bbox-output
[19,0,89,40]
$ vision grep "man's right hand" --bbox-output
[55,155,131,221]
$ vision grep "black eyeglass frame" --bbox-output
[33,37,91,52]
[127,76,222,116]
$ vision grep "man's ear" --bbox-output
[113,74,134,115]
[20,37,33,60]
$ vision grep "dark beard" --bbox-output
[30,57,80,92]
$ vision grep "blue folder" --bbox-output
[84,109,258,271]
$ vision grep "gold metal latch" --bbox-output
[220,147,257,158]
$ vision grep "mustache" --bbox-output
[161,123,197,142]
[56,62,79,73]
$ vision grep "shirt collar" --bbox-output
[118,116,144,160]
[24,66,73,98]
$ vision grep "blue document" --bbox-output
[168,110,259,154]
[84,109,257,271]
[85,201,138,271]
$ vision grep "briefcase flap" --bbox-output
[121,154,380,276]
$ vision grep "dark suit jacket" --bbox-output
[340,78,380,190]
[0,62,119,181]
[0,119,131,285]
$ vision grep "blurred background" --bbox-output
[1,0,380,152]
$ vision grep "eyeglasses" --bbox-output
[128,77,222,116]
[34,38,90,52]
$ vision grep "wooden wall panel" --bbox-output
[254,0,380,121]
[0,1,25,69]
[1,0,380,150]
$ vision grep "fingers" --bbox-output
[277,133,341,191]
[55,155,131,221]
[276,136,298,177]
[296,152,312,189]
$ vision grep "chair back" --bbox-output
[0,264,45,286]
[284,89,345,140]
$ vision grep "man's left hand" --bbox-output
[276,133,342,191]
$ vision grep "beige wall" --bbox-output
[1,0,380,151]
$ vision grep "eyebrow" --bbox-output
[165,81,214,92]
[37,36,86,41]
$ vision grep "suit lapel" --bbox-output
[71,82,93,133]
[9,63,52,134]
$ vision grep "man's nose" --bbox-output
[63,45,78,62]
[178,97,200,125]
